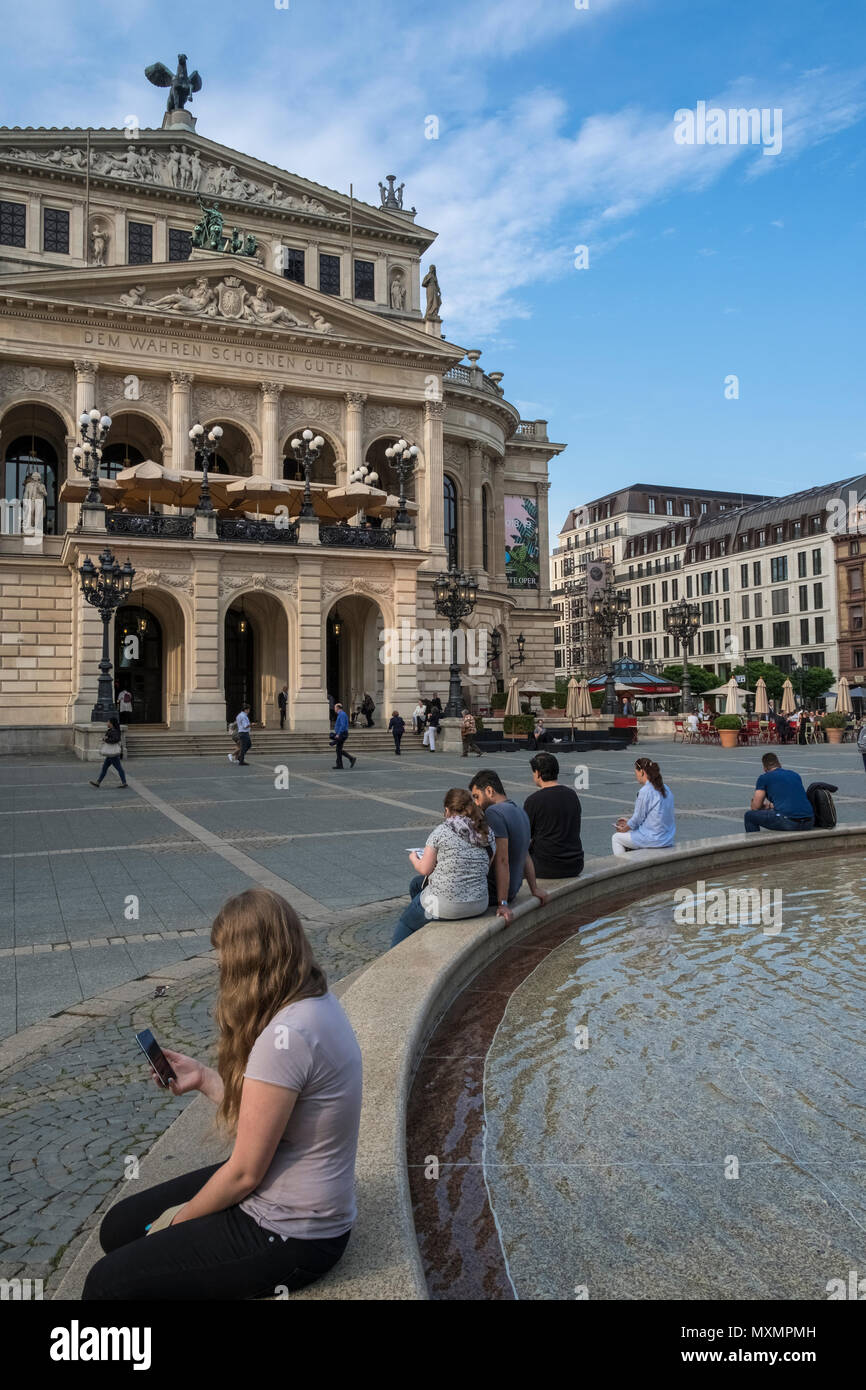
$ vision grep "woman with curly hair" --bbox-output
[391,788,496,946]
[82,888,362,1300]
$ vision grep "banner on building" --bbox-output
[585,558,609,602]
[505,495,539,589]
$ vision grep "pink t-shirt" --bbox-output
[240,992,362,1240]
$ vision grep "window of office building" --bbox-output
[772,621,790,647]
[792,520,802,539]
[797,551,807,578]
[810,515,823,534]
[721,568,729,591]
[641,612,652,632]
[854,648,864,668]
[128,221,153,263]
[758,529,766,546]
[700,572,712,595]
[800,618,809,644]
[753,561,761,585]
[850,568,863,593]
[168,227,192,261]
[771,589,789,615]
[648,498,656,514]
[701,600,714,626]
[754,594,763,618]
[741,594,750,620]
[640,584,651,605]
[743,626,751,650]
[799,585,808,611]
[723,597,730,621]
[851,539,861,556]
[683,502,691,517]
[661,581,668,602]
[665,499,673,515]
[672,578,679,600]
[812,548,822,575]
[774,525,784,544]
[686,576,693,598]
[755,624,763,649]
[319,253,341,295]
[354,259,375,300]
[703,631,715,654]
[700,501,708,514]
[814,617,824,643]
[851,607,864,632]
[0,200,26,246]
[770,555,788,583]
[740,563,749,588]
[43,207,69,254]
[813,582,823,608]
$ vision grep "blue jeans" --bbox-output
[744,809,814,833]
[96,755,126,786]
[236,732,251,763]
[391,874,430,947]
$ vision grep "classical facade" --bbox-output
[0,100,563,735]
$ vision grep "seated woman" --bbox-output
[391,788,495,947]
[82,888,362,1301]
[611,756,676,855]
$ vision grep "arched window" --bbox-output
[444,474,458,569]
[481,486,489,571]
[3,437,58,535]
[101,442,144,479]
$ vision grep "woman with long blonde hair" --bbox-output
[83,888,362,1300]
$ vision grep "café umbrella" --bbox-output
[781,679,796,716]
[754,677,769,717]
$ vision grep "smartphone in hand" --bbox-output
[135,1029,178,1088]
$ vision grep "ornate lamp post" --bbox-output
[189,421,223,513]
[510,632,526,669]
[73,408,113,506]
[665,598,701,713]
[434,567,479,718]
[78,547,135,721]
[290,429,325,519]
[384,437,418,529]
[591,582,630,715]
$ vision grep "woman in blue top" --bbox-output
[612,757,676,855]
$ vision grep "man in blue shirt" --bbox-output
[744,753,813,833]
[332,703,356,770]
[469,769,548,925]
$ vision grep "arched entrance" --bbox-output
[1,403,68,535]
[325,595,385,716]
[224,591,289,725]
[114,605,164,723]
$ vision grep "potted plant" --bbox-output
[821,712,847,744]
[503,713,534,737]
[714,713,743,749]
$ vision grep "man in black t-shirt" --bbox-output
[523,752,584,879]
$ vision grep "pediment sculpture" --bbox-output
[113,276,334,332]
[0,142,348,217]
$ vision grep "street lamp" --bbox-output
[290,429,325,519]
[789,660,806,707]
[72,408,113,507]
[664,598,701,713]
[189,421,223,513]
[510,632,526,668]
[384,437,418,529]
[78,547,135,721]
[590,582,630,715]
[434,567,479,717]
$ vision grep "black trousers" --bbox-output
[279,706,286,729]
[334,733,353,767]
[81,1163,350,1301]
[393,731,402,754]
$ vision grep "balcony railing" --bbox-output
[319,525,396,549]
[106,514,193,539]
[216,518,299,544]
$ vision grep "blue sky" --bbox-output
[2,0,865,536]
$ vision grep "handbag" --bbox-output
[99,741,120,757]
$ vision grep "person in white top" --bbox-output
[233,705,252,765]
[412,700,426,735]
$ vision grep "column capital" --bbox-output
[537,478,551,492]
[260,381,283,398]
[424,399,444,420]
[344,391,368,409]
[170,370,194,387]
[74,359,97,377]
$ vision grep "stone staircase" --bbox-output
[122,726,399,758]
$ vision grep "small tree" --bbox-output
[661,663,718,697]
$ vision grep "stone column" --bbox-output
[260,382,283,480]
[169,371,193,472]
[153,216,168,263]
[422,399,446,564]
[388,564,422,713]
[293,557,326,731]
[186,554,226,728]
[74,359,97,424]
[468,443,484,573]
[112,207,127,265]
[536,479,551,608]
[305,244,319,291]
[27,192,42,253]
[492,458,507,585]
[344,392,366,488]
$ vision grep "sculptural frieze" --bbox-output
[111,277,332,332]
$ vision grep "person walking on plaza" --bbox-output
[469,770,549,925]
[859,722,866,776]
[461,707,481,757]
[81,888,362,1301]
[412,699,426,735]
[423,702,440,752]
[391,789,496,947]
[389,710,405,756]
[332,703,356,770]
[523,752,584,879]
[611,757,676,855]
[89,716,129,790]
[278,685,288,730]
[234,705,252,765]
[117,688,133,721]
[744,753,814,833]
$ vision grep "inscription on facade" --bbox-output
[81,329,354,374]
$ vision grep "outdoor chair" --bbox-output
[673,719,685,743]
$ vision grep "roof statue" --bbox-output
[145,54,202,112]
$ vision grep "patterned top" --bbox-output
[420,818,496,920]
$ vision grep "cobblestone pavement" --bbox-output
[0,739,863,1294]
